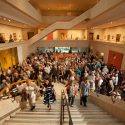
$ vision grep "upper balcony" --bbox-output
[0,40,25,51]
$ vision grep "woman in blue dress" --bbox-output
[43,78,56,110]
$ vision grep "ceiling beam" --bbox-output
[0,0,40,27]
[5,0,43,23]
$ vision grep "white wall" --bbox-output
[91,25,125,43]
[42,30,86,40]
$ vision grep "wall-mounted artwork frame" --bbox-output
[96,35,99,40]
[58,30,67,40]
[13,33,17,41]
[123,35,125,41]
[116,34,121,42]
[89,33,94,40]
[107,35,110,41]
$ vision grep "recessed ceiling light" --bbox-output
[8,19,11,22]
[3,17,6,20]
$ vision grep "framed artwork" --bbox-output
[58,30,67,40]
[116,34,121,42]
[89,33,94,40]
[70,34,72,39]
[107,35,110,41]
[0,33,5,38]
[47,33,53,40]
[28,32,34,39]
[123,35,125,41]
[96,35,99,40]
[0,33,6,42]
[13,33,17,41]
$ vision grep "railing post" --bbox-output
[60,89,73,125]
[62,91,65,122]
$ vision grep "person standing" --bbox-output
[67,80,78,107]
[51,65,58,83]
[80,79,90,107]
[25,79,39,111]
[43,78,56,110]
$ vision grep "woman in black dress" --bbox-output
[43,78,56,110]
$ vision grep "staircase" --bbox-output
[2,98,125,125]
[69,98,124,125]
[2,81,125,125]
[3,99,61,125]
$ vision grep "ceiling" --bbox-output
[0,16,33,29]
[29,0,99,16]
[1,0,125,30]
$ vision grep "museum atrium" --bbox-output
[0,0,125,125]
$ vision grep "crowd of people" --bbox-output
[0,51,125,110]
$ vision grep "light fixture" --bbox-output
[110,21,112,24]
[100,52,104,56]
[8,19,11,22]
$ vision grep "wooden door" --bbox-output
[89,33,94,40]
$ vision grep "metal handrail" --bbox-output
[60,90,73,125]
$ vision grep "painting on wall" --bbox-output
[58,30,67,40]
[123,35,125,41]
[116,34,121,42]
[28,32,34,39]
[13,33,17,41]
[47,33,53,40]
[89,33,94,40]
[0,33,6,40]
[107,35,110,41]
[96,35,100,40]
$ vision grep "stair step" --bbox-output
[17,110,80,115]
[82,114,113,119]
[23,109,61,112]
[11,114,82,118]
[3,122,124,125]
[4,118,83,123]
[83,118,120,123]
[79,111,108,115]
[64,123,124,125]
[17,112,60,115]
[77,109,103,112]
